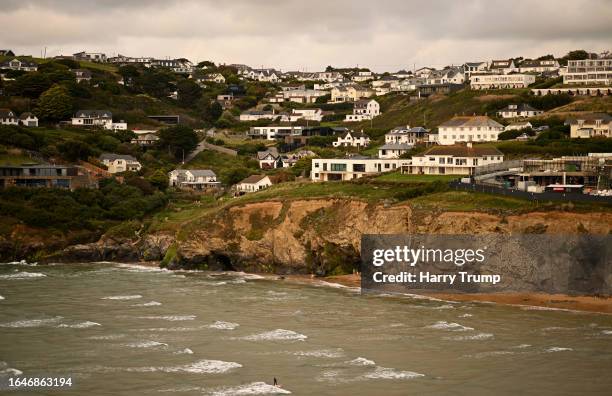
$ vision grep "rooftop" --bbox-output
[439,115,503,129]
[421,145,504,157]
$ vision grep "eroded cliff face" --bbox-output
[28,198,612,275]
[145,199,612,275]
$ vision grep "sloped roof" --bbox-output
[188,169,216,177]
[100,153,138,162]
[439,116,503,129]
[239,174,270,184]
[567,113,611,125]
[498,103,541,113]
[75,110,112,118]
[19,112,36,120]
[422,145,503,157]
[379,143,413,150]
[0,108,16,118]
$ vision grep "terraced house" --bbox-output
[437,115,504,145]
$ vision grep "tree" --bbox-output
[564,50,590,61]
[177,79,202,107]
[9,72,52,98]
[197,60,216,69]
[157,125,198,160]
[147,169,169,190]
[35,85,74,121]
[118,65,140,87]
[137,70,173,98]
[57,140,93,161]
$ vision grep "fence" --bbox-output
[449,181,612,203]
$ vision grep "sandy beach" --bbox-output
[324,274,612,314]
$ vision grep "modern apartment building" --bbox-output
[563,56,612,85]
[437,116,504,145]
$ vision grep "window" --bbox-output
[314,162,319,168]
[331,163,347,172]
[439,157,445,164]
[353,164,366,172]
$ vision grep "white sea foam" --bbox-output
[131,301,162,307]
[87,334,126,340]
[426,321,474,331]
[468,351,515,358]
[601,330,612,335]
[208,321,239,330]
[240,329,307,341]
[233,272,266,280]
[0,362,23,376]
[0,316,63,328]
[363,366,425,380]
[57,321,101,329]
[1,260,36,266]
[102,295,142,300]
[133,326,199,332]
[512,344,532,349]
[459,313,473,318]
[139,315,196,321]
[348,357,376,366]
[208,381,291,395]
[0,295,4,300]
[114,263,170,273]
[125,340,168,348]
[175,348,194,355]
[293,349,345,358]
[445,333,494,341]
[128,359,241,374]
[0,271,46,279]
[545,347,573,353]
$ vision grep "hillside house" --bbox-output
[505,121,533,131]
[385,126,429,145]
[330,84,374,102]
[378,143,413,159]
[0,58,38,71]
[345,99,380,122]
[496,103,543,118]
[99,154,142,173]
[311,156,410,182]
[568,113,611,138]
[168,169,220,190]
[18,112,38,127]
[404,144,504,175]
[73,51,107,62]
[0,109,18,125]
[470,73,536,89]
[236,174,272,194]
[72,69,92,83]
[437,115,504,145]
[239,110,280,122]
[332,130,371,148]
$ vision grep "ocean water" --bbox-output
[1,262,611,395]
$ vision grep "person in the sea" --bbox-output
[273,377,278,387]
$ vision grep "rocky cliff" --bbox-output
[49,199,612,280]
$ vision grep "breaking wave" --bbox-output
[240,329,307,341]
[102,295,142,300]
[57,321,101,329]
[0,271,46,279]
[127,359,241,374]
[207,321,240,330]
[208,381,291,395]
[0,316,63,328]
[426,321,474,331]
[363,366,425,380]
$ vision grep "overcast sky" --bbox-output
[1,0,611,72]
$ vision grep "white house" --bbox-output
[564,55,612,85]
[311,156,410,182]
[345,99,380,122]
[239,110,279,122]
[568,113,611,138]
[496,104,543,119]
[280,108,323,122]
[351,70,374,82]
[0,109,18,125]
[385,126,429,145]
[168,169,220,190]
[131,133,159,146]
[73,51,107,63]
[488,59,517,74]
[71,110,113,128]
[518,59,561,74]
[248,126,303,140]
[437,116,504,145]
[404,144,504,175]
[268,88,329,104]
[463,62,488,80]
[248,69,281,82]
[505,121,533,131]
[378,143,413,159]
[426,68,465,85]
[332,130,371,148]
[236,174,272,194]
[470,73,536,89]
[71,69,92,83]
[0,58,38,71]
[207,73,226,84]
[257,148,281,169]
[100,154,142,173]
[415,67,435,78]
[330,84,374,102]
[18,112,38,127]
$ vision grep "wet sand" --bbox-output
[325,274,612,314]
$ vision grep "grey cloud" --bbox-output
[0,0,610,71]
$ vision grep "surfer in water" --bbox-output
[273,377,279,387]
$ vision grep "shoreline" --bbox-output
[324,274,612,314]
